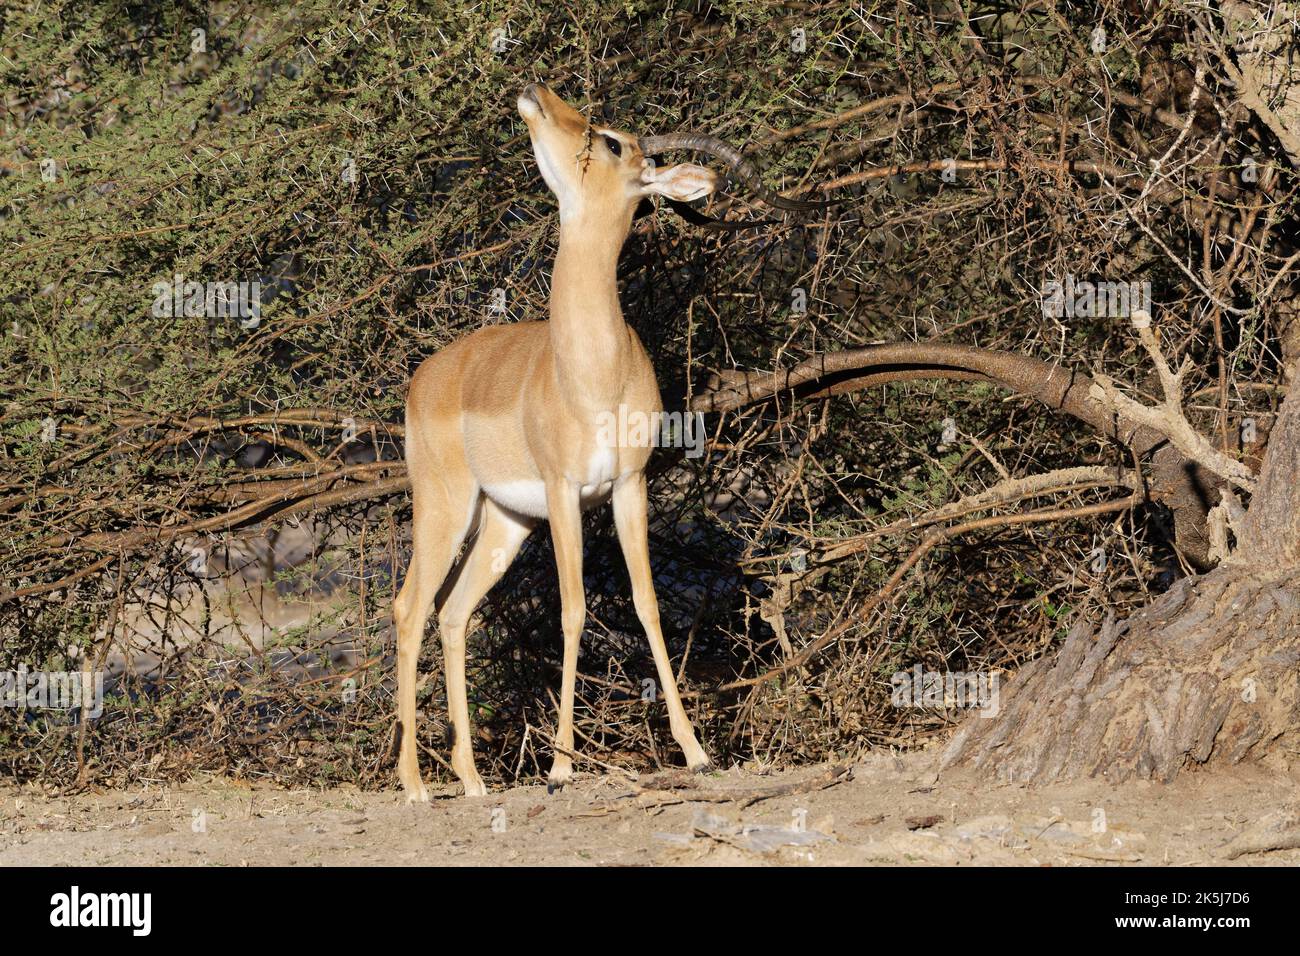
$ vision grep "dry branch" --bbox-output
[1088,312,1257,493]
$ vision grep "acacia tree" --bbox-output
[948,2,1300,781]
[945,0,1300,776]
[695,1,1300,781]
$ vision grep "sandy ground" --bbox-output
[3,751,1298,866]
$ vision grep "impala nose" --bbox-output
[518,83,546,118]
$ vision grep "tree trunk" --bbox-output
[943,376,1300,782]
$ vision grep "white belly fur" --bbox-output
[483,477,616,519]
[479,445,621,520]
[482,480,549,518]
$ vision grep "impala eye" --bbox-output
[602,135,622,157]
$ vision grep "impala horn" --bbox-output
[637,131,838,212]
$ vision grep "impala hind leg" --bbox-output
[544,482,585,791]
[393,475,477,803]
[612,474,711,772]
[435,498,536,797]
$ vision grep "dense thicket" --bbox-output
[2,1,1296,789]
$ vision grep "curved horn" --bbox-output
[665,199,778,232]
[638,131,839,212]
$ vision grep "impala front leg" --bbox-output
[545,480,586,792]
[612,473,711,772]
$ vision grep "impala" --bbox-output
[393,83,829,801]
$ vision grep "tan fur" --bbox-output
[394,84,715,800]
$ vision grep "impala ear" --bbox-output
[639,161,718,202]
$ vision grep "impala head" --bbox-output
[517,83,717,226]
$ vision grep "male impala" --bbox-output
[394,83,826,801]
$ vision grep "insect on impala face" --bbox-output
[517,83,718,222]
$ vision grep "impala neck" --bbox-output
[549,209,634,408]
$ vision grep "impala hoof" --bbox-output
[689,758,714,775]
[403,782,431,804]
[546,768,573,794]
